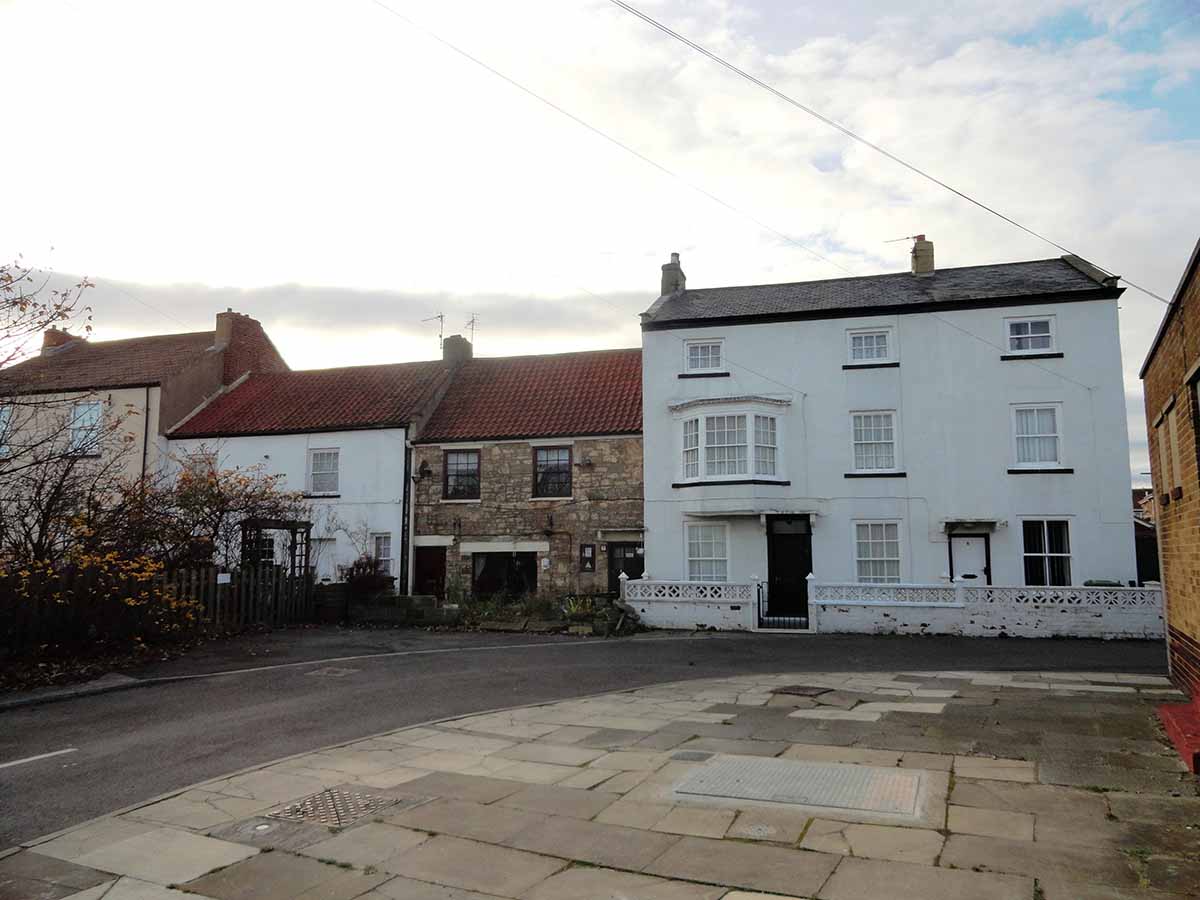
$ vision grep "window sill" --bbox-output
[529,496,573,501]
[304,492,341,498]
[441,498,481,504]
[1007,467,1074,474]
[844,471,907,478]
[672,478,791,488]
[1000,352,1064,361]
[842,362,899,370]
[678,371,731,379]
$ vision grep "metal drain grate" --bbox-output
[676,757,920,815]
[268,789,398,827]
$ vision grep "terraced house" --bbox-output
[410,341,643,602]
[634,242,1154,638]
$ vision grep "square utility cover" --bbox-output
[675,756,921,816]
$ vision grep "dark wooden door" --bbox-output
[608,542,645,594]
[766,516,812,620]
[413,546,446,600]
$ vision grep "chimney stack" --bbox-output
[661,252,686,296]
[443,334,473,369]
[911,235,935,276]
[41,327,82,355]
[214,307,245,348]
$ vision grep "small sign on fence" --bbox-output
[217,573,232,585]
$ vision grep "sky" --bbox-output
[3,0,1198,484]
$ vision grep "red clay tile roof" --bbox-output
[172,361,450,437]
[0,331,217,393]
[417,349,642,443]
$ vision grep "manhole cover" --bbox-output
[771,685,829,697]
[676,757,920,815]
[269,788,397,826]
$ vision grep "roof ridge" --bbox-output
[245,359,447,377]
[466,347,641,363]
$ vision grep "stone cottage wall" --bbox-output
[412,436,643,598]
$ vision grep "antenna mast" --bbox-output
[464,313,478,344]
[422,312,445,349]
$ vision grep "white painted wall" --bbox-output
[643,297,1136,590]
[169,428,409,586]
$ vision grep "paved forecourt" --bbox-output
[3,669,1196,900]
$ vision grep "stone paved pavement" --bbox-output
[3,670,1196,900]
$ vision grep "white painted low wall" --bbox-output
[811,583,1163,640]
[624,580,756,631]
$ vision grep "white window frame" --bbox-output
[0,405,11,457]
[307,447,340,495]
[1011,403,1063,468]
[69,400,103,454]
[846,327,895,364]
[1005,315,1056,354]
[850,409,899,472]
[678,408,785,482]
[1167,407,1183,491]
[685,521,729,583]
[753,414,777,477]
[683,338,726,373]
[1021,518,1072,586]
[853,519,903,584]
[371,532,393,574]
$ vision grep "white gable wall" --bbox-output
[642,296,1136,588]
[169,428,409,586]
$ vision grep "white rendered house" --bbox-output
[636,241,1147,636]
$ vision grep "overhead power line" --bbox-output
[365,0,854,277]
[606,0,1171,306]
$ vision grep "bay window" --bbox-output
[680,412,781,480]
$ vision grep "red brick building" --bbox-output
[1140,236,1200,771]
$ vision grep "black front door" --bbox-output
[766,515,812,623]
[413,547,446,600]
[608,542,645,594]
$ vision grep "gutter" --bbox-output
[1139,236,1200,379]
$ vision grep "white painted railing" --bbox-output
[964,586,1162,608]
[812,582,957,606]
[623,580,754,603]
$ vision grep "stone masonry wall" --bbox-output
[1142,257,1200,693]
[413,436,643,598]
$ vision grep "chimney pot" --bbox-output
[443,334,473,369]
[41,327,81,355]
[661,252,686,296]
[911,237,935,276]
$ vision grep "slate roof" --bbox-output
[0,331,217,393]
[642,256,1119,329]
[417,348,642,443]
[172,361,450,438]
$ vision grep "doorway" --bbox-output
[413,546,447,600]
[763,515,812,628]
[607,542,644,594]
[949,533,991,584]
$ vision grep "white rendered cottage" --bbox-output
[634,241,1159,638]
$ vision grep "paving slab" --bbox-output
[651,807,736,839]
[679,738,789,758]
[787,709,881,722]
[799,820,943,865]
[644,836,839,897]
[1106,793,1200,826]
[205,817,334,852]
[369,877,507,900]
[815,856,1031,900]
[60,877,193,900]
[577,728,647,749]
[522,866,725,900]
[392,773,524,804]
[387,798,548,844]
[71,827,257,886]
[26,820,156,865]
[897,751,953,771]
[503,816,679,870]
[409,732,515,755]
[381,835,566,896]
[298,823,430,867]
[589,751,672,772]
[126,791,266,830]
[953,756,1037,782]
[946,805,1034,841]
[204,771,328,806]
[495,784,619,820]
[781,744,901,767]
[1144,856,1200,895]
[0,852,112,900]
[491,742,605,767]
[633,732,696,751]
[1036,878,1183,900]
[949,780,1108,818]
[184,849,387,900]
[594,800,676,830]
[555,767,615,790]
[939,834,1141,889]
[596,769,653,794]
[725,808,810,844]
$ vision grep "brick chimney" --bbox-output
[41,327,83,355]
[214,308,288,384]
[661,252,686,296]
[443,334,473,369]
[911,235,935,276]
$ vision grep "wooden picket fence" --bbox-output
[1,564,314,654]
[167,565,315,630]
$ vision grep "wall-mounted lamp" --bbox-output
[412,460,432,483]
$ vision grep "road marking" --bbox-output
[153,634,731,683]
[0,748,77,769]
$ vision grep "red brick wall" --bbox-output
[223,314,289,384]
[1142,248,1200,697]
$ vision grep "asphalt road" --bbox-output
[0,628,1167,848]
